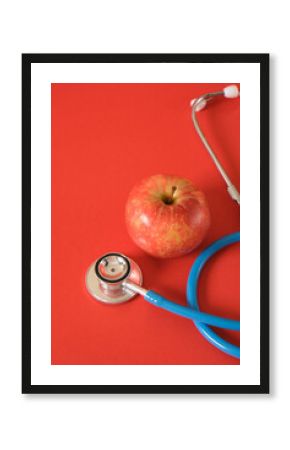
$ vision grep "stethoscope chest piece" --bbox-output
[86,252,143,304]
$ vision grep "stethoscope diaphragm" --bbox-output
[86,252,143,304]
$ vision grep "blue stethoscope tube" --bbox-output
[144,232,240,359]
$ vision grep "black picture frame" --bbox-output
[22,53,269,394]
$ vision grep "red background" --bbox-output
[51,83,240,365]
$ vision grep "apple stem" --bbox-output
[172,186,177,197]
[161,186,178,205]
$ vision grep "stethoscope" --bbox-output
[86,85,240,359]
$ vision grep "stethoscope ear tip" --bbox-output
[223,85,239,98]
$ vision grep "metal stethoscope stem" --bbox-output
[191,87,240,205]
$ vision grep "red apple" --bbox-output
[125,174,210,258]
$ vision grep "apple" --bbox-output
[125,174,210,258]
